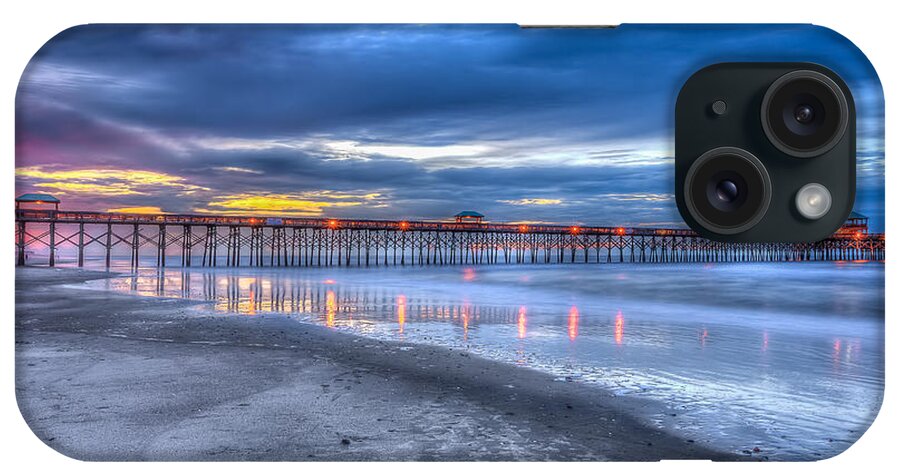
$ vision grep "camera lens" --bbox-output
[715,180,739,203]
[708,174,747,212]
[761,70,849,158]
[684,147,771,234]
[793,104,815,124]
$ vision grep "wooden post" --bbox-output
[105,222,112,268]
[291,228,297,267]
[159,225,167,267]
[247,228,252,266]
[400,231,406,266]
[348,230,354,267]
[270,228,276,267]
[226,227,234,267]
[49,221,56,267]
[330,229,336,267]
[131,223,139,268]
[77,222,84,267]
[356,230,361,267]
[236,226,242,267]
[233,227,241,267]
[259,228,264,266]
[284,228,290,266]
[202,226,210,267]
[211,226,217,267]
[183,225,191,267]
[16,221,26,266]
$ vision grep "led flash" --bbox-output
[795,183,832,220]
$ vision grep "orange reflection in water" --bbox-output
[232,277,257,315]
[832,338,843,369]
[462,268,477,282]
[614,311,624,345]
[461,304,470,340]
[325,290,336,327]
[568,306,579,341]
[762,331,769,353]
[699,328,709,347]
[397,295,407,334]
[247,287,257,316]
[517,306,527,339]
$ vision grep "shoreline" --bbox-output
[16,266,738,461]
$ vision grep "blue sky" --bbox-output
[15,24,885,230]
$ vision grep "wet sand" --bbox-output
[15,267,736,461]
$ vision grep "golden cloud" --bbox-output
[107,206,167,214]
[199,191,384,217]
[16,166,209,196]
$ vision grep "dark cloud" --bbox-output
[15,25,884,230]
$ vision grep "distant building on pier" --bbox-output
[454,210,485,223]
[835,211,869,237]
[15,193,60,211]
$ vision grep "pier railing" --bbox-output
[15,209,885,267]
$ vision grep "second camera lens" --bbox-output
[761,70,849,158]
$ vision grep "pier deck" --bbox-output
[15,209,885,267]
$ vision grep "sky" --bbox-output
[15,24,885,230]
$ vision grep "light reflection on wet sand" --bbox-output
[91,261,883,460]
[567,306,579,342]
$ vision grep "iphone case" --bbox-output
[14,24,884,461]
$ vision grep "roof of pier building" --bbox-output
[16,193,61,210]
[16,193,60,204]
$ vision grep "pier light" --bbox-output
[327,219,339,229]
[399,221,410,231]
[518,224,528,233]
[570,226,580,235]
[615,227,626,235]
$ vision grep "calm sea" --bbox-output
[73,259,883,460]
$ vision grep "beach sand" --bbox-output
[15,267,735,461]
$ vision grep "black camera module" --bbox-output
[676,63,856,242]
[761,70,849,158]
[684,147,771,235]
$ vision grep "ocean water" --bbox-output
[77,260,884,460]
